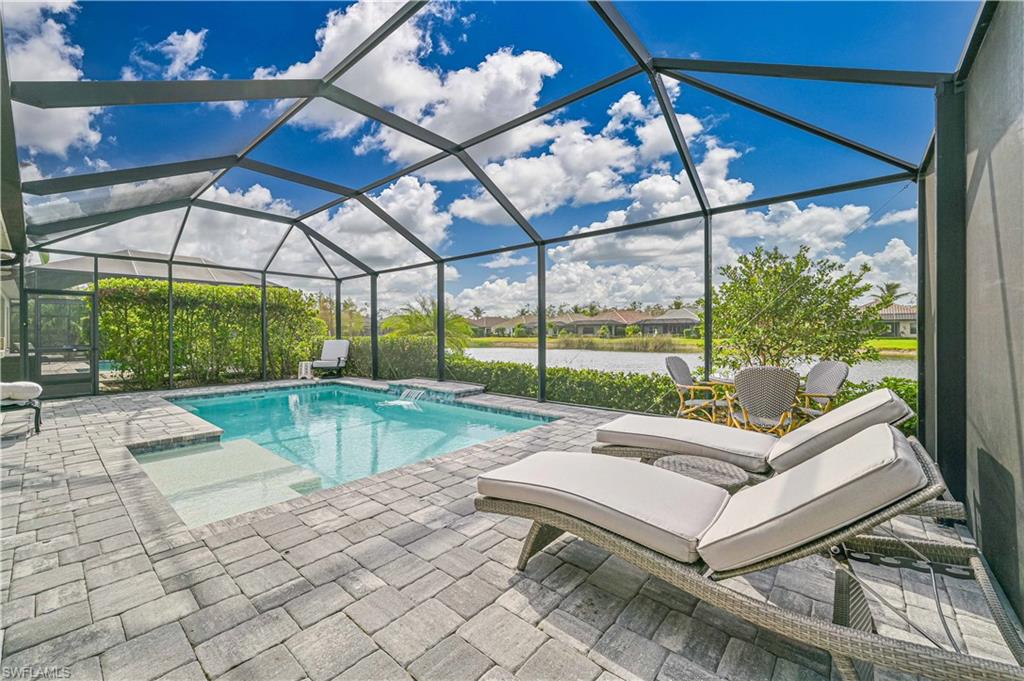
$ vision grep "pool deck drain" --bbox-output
[1,378,1016,681]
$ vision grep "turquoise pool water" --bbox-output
[170,385,548,489]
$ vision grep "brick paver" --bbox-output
[0,378,1013,680]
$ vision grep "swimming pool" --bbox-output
[136,384,550,526]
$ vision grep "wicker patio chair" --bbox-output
[798,360,850,419]
[728,366,801,435]
[665,356,726,421]
[476,429,1024,681]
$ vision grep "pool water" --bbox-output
[141,385,548,526]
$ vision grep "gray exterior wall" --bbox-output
[963,1,1024,617]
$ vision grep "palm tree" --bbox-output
[873,281,911,307]
[470,306,484,319]
[380,296,474,351]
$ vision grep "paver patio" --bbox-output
[0,379,1016,680]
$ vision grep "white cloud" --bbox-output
[481,252,530,269]
[199,182,297,216]
[306,176,450,270]
[874,207,917,226]
[5,2,102,157]
[846,237,918,303]
[124,27,245,115]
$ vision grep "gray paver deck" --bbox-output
[1,377,1017,680]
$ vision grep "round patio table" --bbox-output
[653,455,749,494]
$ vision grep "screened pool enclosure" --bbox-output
[2,1,948,408]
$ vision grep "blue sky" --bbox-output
[5,1,978,313]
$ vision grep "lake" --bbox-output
[465,347,916,383]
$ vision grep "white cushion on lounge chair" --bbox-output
[1,382,42,401]
[766,388,913,472]
[698,424,927,572]
[596,414,776,473]
[312,339,349,369]
[478,451,729,563]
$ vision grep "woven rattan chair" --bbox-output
[728,366,801,435]
[665,356,726,421]
[476,434,1024,681]
[798,360,850,419]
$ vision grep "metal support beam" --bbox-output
[703,214,713,376]
[916,146,931,446]
[650,72,709,212]
[334,280,342,339]
[19,257,27,379]
[264,225,294,272]
[11,79,322,108]
[370,274,379,380]
[168,262,175,388]
[23,156,236,196]
[589,2,653,70]
[320,85,458,152]
[293,221,374,275]
[261,272,268,380]
[436,262,445,382]
[91,257,99,395]
[306,232,337,278]
[455,152,542,243]
[932,80,967,501]
[189,1,426,202]
[652,57,950,88]
[192,199,294,224]
[1,40,26,253]
[354,195,441,262]
[236,158,356,197]
[537,244,547,402]
[169,206,191,260]
[660,70,918,173]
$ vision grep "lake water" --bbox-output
[465,347,916,383]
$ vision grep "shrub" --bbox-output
[96,277,327,390]
[835,376,919,436]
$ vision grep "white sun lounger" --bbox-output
[476,425,1024,680]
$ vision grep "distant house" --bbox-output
[877,304,917,337]
[466,316,511,337]
[639,307,700,335]
[550,310,652,337]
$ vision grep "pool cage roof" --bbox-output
[2,0,949,282]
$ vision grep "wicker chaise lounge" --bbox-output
[475,425,1024,680]
[592,387,963,520]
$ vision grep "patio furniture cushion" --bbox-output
[312,340,349,368]
[478,451,729,563]
[698,424,927,572]
[597,414,776,473]
[1,382,43,402]
[766,388,913,472]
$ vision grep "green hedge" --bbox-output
[835,376,919,436]
[344,337,919,430]
[97,278,327,390]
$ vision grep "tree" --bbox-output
[698,246,883,370]
[572,302,601,316]
[872,281,911,307]
[340,298,365,335]
[380,296,474,351]
[597,325,611,338]
[624,324,641,337]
